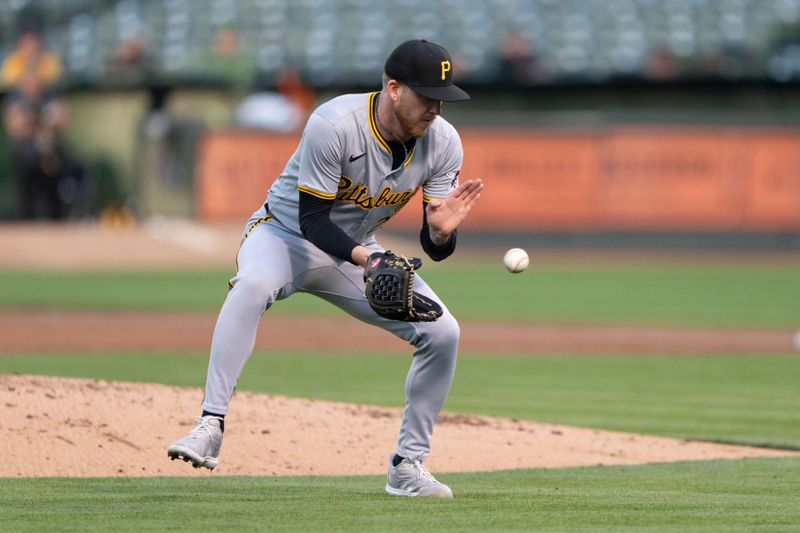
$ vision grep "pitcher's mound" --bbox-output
[2,374,795,477]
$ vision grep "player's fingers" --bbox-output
[460,185,483,204]
[464,182,483,198]
[462,179,482,191]
[452,179,481,198]
[461,192,482,211]
[461,181,483,201]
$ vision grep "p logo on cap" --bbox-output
[384,39,470,102]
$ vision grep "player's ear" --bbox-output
[386,79,402,102]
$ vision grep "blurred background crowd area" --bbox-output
[0,0,799,248]
[3,0,800,86]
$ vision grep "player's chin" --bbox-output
[410,123,432,139]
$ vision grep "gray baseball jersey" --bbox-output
[263,91,462,241]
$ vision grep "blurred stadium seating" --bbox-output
[2,0,800,88]
[1,0,798,243]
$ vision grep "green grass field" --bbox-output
[4,459,799,532]
[2,259,799,531]
[1,262,798,327]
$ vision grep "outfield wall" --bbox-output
[196,127,800,231]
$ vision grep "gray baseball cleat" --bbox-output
[167,416,223,470]
[385,454,453,498]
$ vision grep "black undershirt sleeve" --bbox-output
[420,201,457,261]
[298,191,361,263]
[300,191,456,263]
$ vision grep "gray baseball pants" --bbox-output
[201,215,459,462]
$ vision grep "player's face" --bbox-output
[394,86,442,139]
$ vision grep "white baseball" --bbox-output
[503,248,529,273]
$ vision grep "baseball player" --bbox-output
[168,39,483,498]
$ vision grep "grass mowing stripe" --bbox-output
[426,264,800,329]
[2,459,799,532]
[2,352,798,448]
[1,264,799,327]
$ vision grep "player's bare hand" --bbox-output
[425,179,483,244]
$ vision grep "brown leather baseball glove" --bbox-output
[363,251,443,322]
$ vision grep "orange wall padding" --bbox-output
[195,127,800,231]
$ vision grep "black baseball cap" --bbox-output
[384,39,470,102]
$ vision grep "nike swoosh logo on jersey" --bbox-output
[349,153,366,162]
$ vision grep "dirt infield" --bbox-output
[0,309,797,355]
[3,374,797,478]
